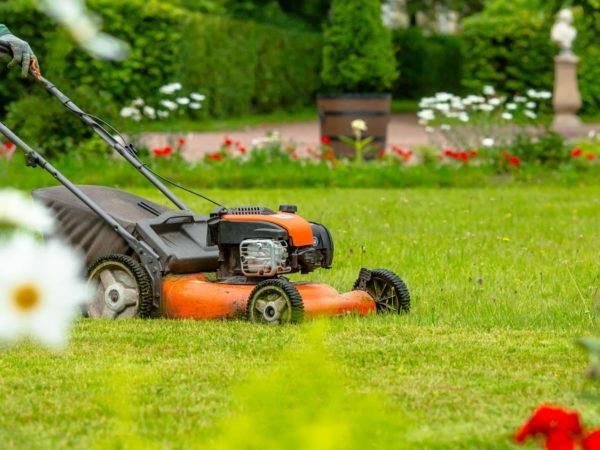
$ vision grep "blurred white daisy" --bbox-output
[482,138,495,147]
[176,97,190,106]
[189,103,202,110]
[190,93,206,102]
[483,85,496,96]
[159,83,183,95]
[160,100,178,111]
[0,234,90,349]
[0,190,54,234]
[502,112,513,120]
[38,0,129,61]
[143,106,156,119]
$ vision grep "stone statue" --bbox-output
[551,9,577,55]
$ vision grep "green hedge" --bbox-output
[0,0,322,118]
[461,0,600,113]
[392,27,463,99]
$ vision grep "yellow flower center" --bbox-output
[12,283,41,312]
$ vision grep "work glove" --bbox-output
[0,34,38,78]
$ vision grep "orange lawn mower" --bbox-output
[0,46,410,324]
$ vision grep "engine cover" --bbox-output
[240,239,291,277]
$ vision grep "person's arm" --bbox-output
[0,26,38,78]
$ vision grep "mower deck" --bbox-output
[162,275,376,321]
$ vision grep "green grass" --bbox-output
[3,187,600,449]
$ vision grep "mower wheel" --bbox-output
[87,254,154,319]
[247,279,304,325]
[353,268,410,314]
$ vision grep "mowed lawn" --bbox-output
[2,186,600,449]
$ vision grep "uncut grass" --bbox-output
[2,186,600,449]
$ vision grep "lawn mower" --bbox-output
[0,45,410,324]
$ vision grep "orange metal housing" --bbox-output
[161,274,376,320]
[220,212,314,247]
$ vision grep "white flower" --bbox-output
[120,106,138,118]
[189,103,202,110]
[489,98,502,106]
[434,103,450,113]
[176,97,190,106]
[589,130,597,139]
[538,91,552,100]
[190,93,206,102]
[417,109,435,121]
[0,190,55,233]
[159,83,183,95]
[483,85,496,96]
[527,89,539,98]
[0,234,90,349]
[514,96,527,103]
[479,104,494,112]
[440,124,451,131]
[160,100,178,111]
[143,106,156,119]
[157,110,169,119]
[459,113,470,122]
[482,138,495,148]
[435,92,453,102]
[524,110,538,120]
[526,102,537,109]
[502,112,513,120]
[506,103,518,110]
[132,98,145,107]
[351,119,368,133]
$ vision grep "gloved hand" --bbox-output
[0,34,37,78]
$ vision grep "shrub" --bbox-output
[321,0,397,93]
[461,2,554,97]
[392,27,463,99]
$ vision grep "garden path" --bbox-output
[140,113,430,160]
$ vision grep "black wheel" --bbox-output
[353,268,410,314]
[247,279,304,325]
[87,254,154,319]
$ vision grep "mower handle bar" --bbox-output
[0,41,189,211]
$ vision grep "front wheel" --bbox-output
[247,279,304,325]
[353,268,410,314]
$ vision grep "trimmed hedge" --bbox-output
[461,0,600,113]
[0,0,322,118]
[392,27,463,99]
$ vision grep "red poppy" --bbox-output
[378,149,386,159]
[571,148,583,158]
[209,153,223,161]
[238,146,247,154]
[470,149,478,157]
[509,156,521,166]
[152,147,173,157]
[177,137,186,147]
[582,429,600,450]
[321,136,331,145]
[291,152,299,160]
[443,148,455,157]
[515,405,583,450]
[586,153,596,161]
[3,142,14,151]
[223,137,233,146]
[458,151,469,162]
[401,150,413,162]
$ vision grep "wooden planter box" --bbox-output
[317,94,391,158]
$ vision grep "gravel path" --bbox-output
[139,113,430,161]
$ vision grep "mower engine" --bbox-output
[209,205,334,281]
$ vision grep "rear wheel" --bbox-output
[353,268,410,314]
[247,279,304,325]
[87,254,154,319]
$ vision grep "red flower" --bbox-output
[238,146,247,154]
[503,151,510,158]
[458,151,469,162]
[515,405,583,450]
[582,429,600,450]
[3,142,14,151]
[378,149,386,159]
[586,153,596,161]
[177,137,186,147]
[291,152,299,160]
[470,149,478,157]
[209,153,223,161]
[223,137,233,146]
[152,146,173,157]
[509,156,521,166]
[571,148,583,158]
[321,136,331,145]
[443,148,455,157]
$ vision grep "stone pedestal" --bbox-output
[553,54,582,130]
